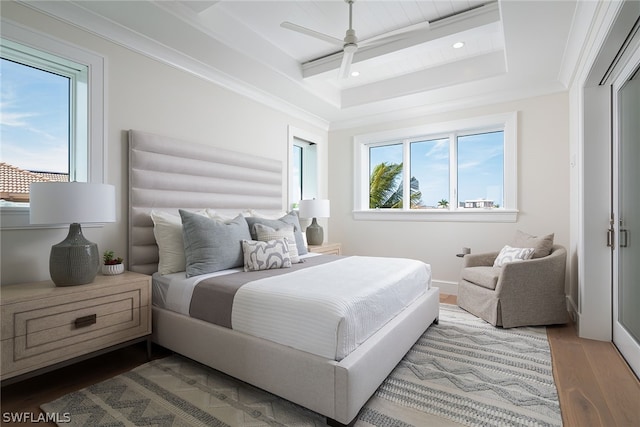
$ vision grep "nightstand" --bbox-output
[308,242,342,255]
[0,271,151,384]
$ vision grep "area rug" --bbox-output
[41,304,561,427]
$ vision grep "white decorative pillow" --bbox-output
[253,223,300,263]
[151,210,207,275]
[493,245,535,268]
[242,239,292,272]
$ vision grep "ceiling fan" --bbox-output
[281,0,430,79]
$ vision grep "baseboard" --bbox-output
[433,280,458,295]
[566,295,578,322]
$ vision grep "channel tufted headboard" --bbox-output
[128,130,283,275]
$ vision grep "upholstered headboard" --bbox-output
[128,130,283,275]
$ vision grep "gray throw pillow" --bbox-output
[245,211,308,255]
[510,230,554,258]
[179,210,251,277]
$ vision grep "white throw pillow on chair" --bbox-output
[493,245,535,268]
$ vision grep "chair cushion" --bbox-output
[462,266,501,290]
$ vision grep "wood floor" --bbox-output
[2,295,639,426]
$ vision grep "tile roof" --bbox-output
[0,162,69,202]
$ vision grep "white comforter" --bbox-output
[231,256,431,360]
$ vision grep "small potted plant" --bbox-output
[102,250,124,275]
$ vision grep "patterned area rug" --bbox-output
[42,304,561,427]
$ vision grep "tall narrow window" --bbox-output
[0,22,104,229]
[289,134,318,208]
[369,143,403,208]
[410,138,449,209]
[291,144,303,205]
[1,37,89,203]
[457,131,504,208]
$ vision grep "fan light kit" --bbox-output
[281,0,430,79]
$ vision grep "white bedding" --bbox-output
[153,255,431,360]
[152,253,322,314]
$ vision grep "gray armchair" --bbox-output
[457,244,568,328]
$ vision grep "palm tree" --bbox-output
[437,199,449,208]
[369,162,423,208]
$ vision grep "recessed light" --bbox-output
[351,71,360,77]
[453,42,465,49]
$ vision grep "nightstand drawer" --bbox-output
[1,273,151,381]
[15,288,144,354]
[308,242,342,255]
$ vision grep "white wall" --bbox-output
[0,2,327,285]
[328,92,570,292]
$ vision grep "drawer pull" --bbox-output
[74,314,97,328]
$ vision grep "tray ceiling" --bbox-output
[20,1,581,128]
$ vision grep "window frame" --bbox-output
[288,126,321,210]
[353,112,518,222]
[0,20,105,229]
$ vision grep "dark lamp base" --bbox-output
[306,218,324,246]
[49,223,99,286]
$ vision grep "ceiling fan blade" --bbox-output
[359,21,430,47]
[280,22,343,46]
[339,50,354,79]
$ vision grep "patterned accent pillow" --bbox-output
[253,223,300,263]
[493,245,535,268]
[242,239,292,272]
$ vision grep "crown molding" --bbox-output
[18,0,331,131]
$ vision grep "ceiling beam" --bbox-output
[301,1,501,78]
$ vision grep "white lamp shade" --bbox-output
[30,182,116,225]
[298,199,330,219]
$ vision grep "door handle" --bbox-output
[620,229,628,248]
[607,228,615,247]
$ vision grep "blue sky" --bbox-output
[1,58,69,173]
[370,131,504,208]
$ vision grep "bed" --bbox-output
[127,129,440,426]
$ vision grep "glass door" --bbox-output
[613,57,640,379]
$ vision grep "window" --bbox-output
[354,113,517,222]
[0,20,104,228]
[288,127,320,209]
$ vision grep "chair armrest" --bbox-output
[463,251,500,268]
[495,247,567,297]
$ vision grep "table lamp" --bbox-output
[298,199,330,246]
[30,182,116,286]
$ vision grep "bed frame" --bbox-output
[127,129,440,425]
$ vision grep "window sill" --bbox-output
[352,209,518,223]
